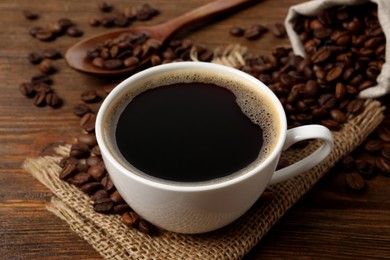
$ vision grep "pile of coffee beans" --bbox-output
[339,111,390,191]
[87,33,162,70]
[87,35,213,70]
[90,2,160,28]
[58,132,158,235]
[19,48,64,108]
[229,22,286,39]
[29,17,84,41]
[236,3,384,130]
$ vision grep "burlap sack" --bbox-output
[285,0,390,99]
[23,45,385,258]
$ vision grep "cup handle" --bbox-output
[268,125,334,186]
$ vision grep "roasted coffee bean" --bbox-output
[229,25,244,36]
[101,175,115,192]
[28,52,43,64]
[89,17,101,27]
[346,172,366,191]
[122,211,139,227]
[23,10,39,20]
[364,139,384,153]
[41,48,62,59]
[80,112,96,132]
[311,48,331,64]
[382,147,390,160]
[39,59,56,74]
[356,160,376,180]
[33,92,46,107]
[34,27,55,41]
[77,134,98,147]
[76,163,89,173]
[45,92,62,108]
[19,82,35,97]
[73,104,92,117]
[335,82,346,100]
[88,165,106,181]
[270,23,286,38]
[320,119,340,131]
[135,3,159,21]
[326,66,343,82]
[110,191,125,205]
[67,172,91,187]
[330,109,346,123]
[59,157,78,168]
[31,74,53,85]
[81,90,100,103]
[376,157,390,176]
[113,204,131,215]
[91,145,101,156]
[58,18,74,30]
[376,127,390,142]
[70,143,90,159]
[138,219,158,235]
[244,24,268,40]
[66,26,84,37]
[59,162,77,180]
[91,189,110,201]
[98,1,113,12]
[346,99,365,115]
[86,156,102,167]
[93,197,114,213]
[80,182,104,195]
[103,59,123,70]
[342,155,355,172]
[124,56,139,67]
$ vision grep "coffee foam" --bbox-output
[104,68,281,185]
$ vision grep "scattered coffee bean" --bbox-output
[229,25,244,36]
[81,90,100,103]
[39,59,56,74]
[98,1,113,12]
[73,104,92,117]
[110,190,125,205]
[91,189,110,201]
[23,10,39,20]
[66,26,84,37]
[270,23,286,38]
[28,52,43,64]
[346,172,366,191]
[88,165,106,181]
[80,112,96,132]
[244,24,268,40]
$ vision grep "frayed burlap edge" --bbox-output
[23,45,385,259]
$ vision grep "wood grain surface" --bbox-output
[1,0,389,259]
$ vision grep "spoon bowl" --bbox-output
[65,0,259,76]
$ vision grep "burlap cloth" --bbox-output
[23,46,385,259]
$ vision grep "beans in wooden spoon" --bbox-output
[65,0,259,76]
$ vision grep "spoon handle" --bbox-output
[154,0,259,40]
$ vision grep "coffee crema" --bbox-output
[103,69,280,185]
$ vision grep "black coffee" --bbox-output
[115,82,265,183]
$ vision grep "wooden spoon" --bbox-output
[65,0,259,76]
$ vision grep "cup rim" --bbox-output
[95,61,287,192]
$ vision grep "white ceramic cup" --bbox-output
[95,62,333,234]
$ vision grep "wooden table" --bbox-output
[1,0,389,259]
